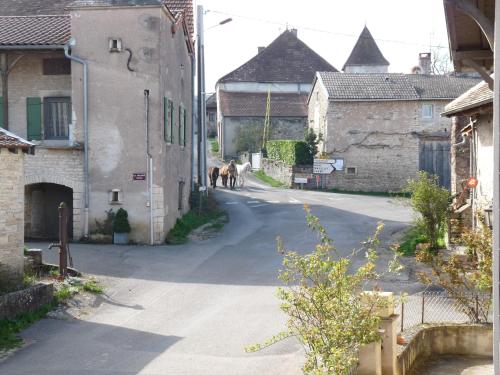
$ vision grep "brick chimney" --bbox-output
[258,46,265,54]
[419,52,432,74]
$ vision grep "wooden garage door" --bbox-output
[419,140,451,189]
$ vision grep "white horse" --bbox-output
[237,162,252,187]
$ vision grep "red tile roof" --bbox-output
[164,0,193,40]
[219,91,308,117]
[0,15,71,47]
[0,128,34,151]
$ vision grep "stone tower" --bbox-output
[343,26,390,73]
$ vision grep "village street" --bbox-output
[0,178,416,375]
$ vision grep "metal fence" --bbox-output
[397,290,492,332]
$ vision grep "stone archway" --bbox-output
[25,183,73,240]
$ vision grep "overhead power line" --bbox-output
[205,9,449,50]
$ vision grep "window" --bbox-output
[43,59,71,75]
[43,97,71,139]
[422,104,434,119]
[109,38,122,52]
[179,106,186,147]
[109,189,123,204]
[346,167,357,175]
[164,98,174,143]
[208,112,215,122]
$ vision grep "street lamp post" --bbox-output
[196,6,232,193]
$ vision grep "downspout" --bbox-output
[191,54,196,192]
[144,90,154,245]
[65,42,89,239]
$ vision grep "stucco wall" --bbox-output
[474,115,493,210]
[0,149,25,290]
[71,6,192,243]
[308,96,453,192]
[397,324,492,375]
[222,116,307,158]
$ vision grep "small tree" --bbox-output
[113,208,131,234]
[405,172,450,250]
[416,216,492,322]
[246,206,400,374]
[304,128,322,160]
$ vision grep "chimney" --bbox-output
[419,52,431,75]
[258,46,265,54]
[290,28,298,37]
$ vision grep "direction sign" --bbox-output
[313,158,344,174]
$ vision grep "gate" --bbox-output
[419,140,451,189]
[251,152,262,170]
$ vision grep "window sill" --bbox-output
[109,201,123,206]
[32,140,83,150]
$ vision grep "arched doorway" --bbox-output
[25,183,73,240]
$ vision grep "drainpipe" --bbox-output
[191,54,196,192]
[64,40,89,239]
[144,90,154,245]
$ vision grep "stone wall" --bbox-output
[262,158,294,186]
[0,283,54,320]
[397,324,492,374]
[0,149,25,290]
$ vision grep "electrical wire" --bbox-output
[205,9,449,50]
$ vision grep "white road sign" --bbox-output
[313,158,344,174]
[294,177,308,184]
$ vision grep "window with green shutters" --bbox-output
[27,97,42,140]
[164,98,174,143]
[179,106,186,147]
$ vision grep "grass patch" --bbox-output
[54,285,72,301]
[253,170,286,188]
[0,301,57,351]
[82,280,104,294]
[326,188,411,198]
[210,138,219,154]
[397,226,446,256]
[166,198,225,245]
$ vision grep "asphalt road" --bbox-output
[1,176,415,375]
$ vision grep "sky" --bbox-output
[196,0,451,92]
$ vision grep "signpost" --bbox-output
[294,176,308,189]
[313,158,344,174]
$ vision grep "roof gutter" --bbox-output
[64,40,90,240]
[0,45,65,50]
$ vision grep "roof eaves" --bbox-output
[0,44,65,50]
[441,97,493,117]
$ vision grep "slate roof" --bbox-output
[218,30,337,84]
[317,72,481,101]
[0,0,74,15]
[206,93,217,110]
[343,26,389,71]
[0,15,71,47]
[219,91,308,117]
[0,127,35,152]
[442,79,493,116]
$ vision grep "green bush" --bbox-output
[405,171,450,251]
[113,208,131,234]
[266,140,311,165]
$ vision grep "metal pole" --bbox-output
[58,203,68,278]
[493,5,500,370]
[197,5,207,193]
[191,54,196,192]
[400,301,404,332]
[421,293,425,325]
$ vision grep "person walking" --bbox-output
[228,160,238,190]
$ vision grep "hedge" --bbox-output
[266,140,312,165]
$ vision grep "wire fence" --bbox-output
[397,290,492,332]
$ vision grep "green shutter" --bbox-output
[27,97,42,140]
[164,97,169,142]
[178,106,182,145]
[169,100,174,143]
[182,107,186,147]
[0,97,3,127]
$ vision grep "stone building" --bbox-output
[308,72,480,192]
[443,80,493,228]
[0,0,194,244]
[216,29,337,159]
[0,128,34,291]
[206,93,217,138]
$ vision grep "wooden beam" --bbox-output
[454,49,494,60]
[445,0,495,50]
[463,58,494,89]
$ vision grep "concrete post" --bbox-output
[358,341,382,375]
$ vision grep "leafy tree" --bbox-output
[416,216,492,322]
[304,128,322,160]
[113,208,131,234]
[405,172,451,251]
[246,206,401,374]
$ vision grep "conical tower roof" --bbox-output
[342,26,389,71]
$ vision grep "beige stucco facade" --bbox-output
[1,4,193,244]
[308,81,453,192]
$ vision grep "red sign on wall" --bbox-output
[133,173,146,181]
